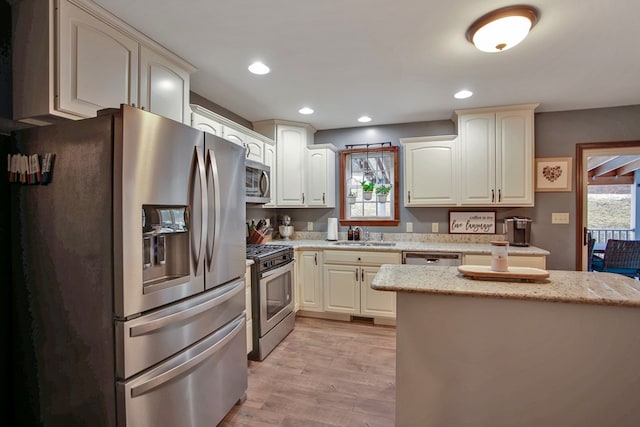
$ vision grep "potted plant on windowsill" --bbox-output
[361,181,375,200]
[376,184,392,202]
[346,190,357,204]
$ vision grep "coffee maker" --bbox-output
[505,216,532,247]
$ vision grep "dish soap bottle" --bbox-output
[347,226,353,241]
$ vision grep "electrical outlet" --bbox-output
[307,221,314,231]
[551,213,570,224]
[432,222,439,233]
[406,222,413,233]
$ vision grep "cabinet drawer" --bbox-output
[324,250,400,265]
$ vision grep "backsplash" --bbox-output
[286,231,506,243]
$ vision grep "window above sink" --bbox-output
[339,145,399,226]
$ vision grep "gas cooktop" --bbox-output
[246,244,292,260]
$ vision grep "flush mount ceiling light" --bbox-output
[248,61,270,75]
[466,5,539,53]
[298,107,314,115]
[358,116,372,123]
[454,89,473,99]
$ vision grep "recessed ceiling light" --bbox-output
[358,116,372,123]
[248,61,270,75]
[298,107,314,115]
[466,5,539,53]
[454,90,473,99]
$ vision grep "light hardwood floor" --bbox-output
[220,316,397,427]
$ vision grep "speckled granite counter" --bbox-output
[372,264,640,307]
[268,239,550,256]
[388,265,640,426]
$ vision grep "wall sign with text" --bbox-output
[448,211,496,234]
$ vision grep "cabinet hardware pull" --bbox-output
[361,268,364,282]
[302,193,305,204]
[355,268,359,280]
[408,191,411,203]
[314,253,317,265]
[322,192,325,204]
[491,189,495,203]
[498,189,502,202]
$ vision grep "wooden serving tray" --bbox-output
[458,265,550,281]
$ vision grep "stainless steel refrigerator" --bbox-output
[10,105,247,426]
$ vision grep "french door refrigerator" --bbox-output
[10,105,247,426]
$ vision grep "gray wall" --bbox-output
[256,105,640,271]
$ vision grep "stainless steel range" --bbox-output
[246,244,295,361]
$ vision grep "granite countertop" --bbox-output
[372,264,640,307]
[268,239,550,256]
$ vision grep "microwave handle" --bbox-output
[260,170,270,197]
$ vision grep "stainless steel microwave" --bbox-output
[245,160,271,204]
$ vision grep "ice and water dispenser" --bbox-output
[142,205,190,290]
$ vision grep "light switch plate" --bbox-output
[406,222,413,232]
[552,212,570,224]
[307,221,314,231]
[432,222,439,233]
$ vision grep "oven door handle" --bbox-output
[261,260,293,279]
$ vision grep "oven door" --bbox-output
[259,260,294,336]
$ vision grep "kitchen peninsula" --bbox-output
[372,266,640,427]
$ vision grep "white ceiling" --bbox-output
[92,0,640,130]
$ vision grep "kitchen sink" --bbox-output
[332,241,396,247]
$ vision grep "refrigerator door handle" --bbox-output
[206,148,222,271]
[129,315,245,398]
[190,146,207,275]
[129,280,244,337]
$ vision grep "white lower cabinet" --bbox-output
[245,264,253,355]
[323,250,400,319]
[297,251,323,311]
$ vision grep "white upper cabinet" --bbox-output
[139,46,191,124]
[401,135,459,206]
[244,135,264,164]
[191,111,223,137]
[456,104,537,206]
[12,0,195,125]
[190,104,275,167]
[307,145,336,207]
[57,0,138,118]
[253,120,337,208]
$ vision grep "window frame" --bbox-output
[339,146,400,226]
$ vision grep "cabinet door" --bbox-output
[360,266,396,318]
[58,0,138,117]
[221,126,246,150]
[276,125,307,206]
[263,143,277,206]
[459,113,495,205]
[298,251,323,311]
[191,112,223,136]
[323,264,360,314]
[495,109,534,205]
[404,138,458,206]
[139,46,190,124]
[245,136,264,163]
[307,149,330,206]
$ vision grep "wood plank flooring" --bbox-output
[219,316,397,427]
